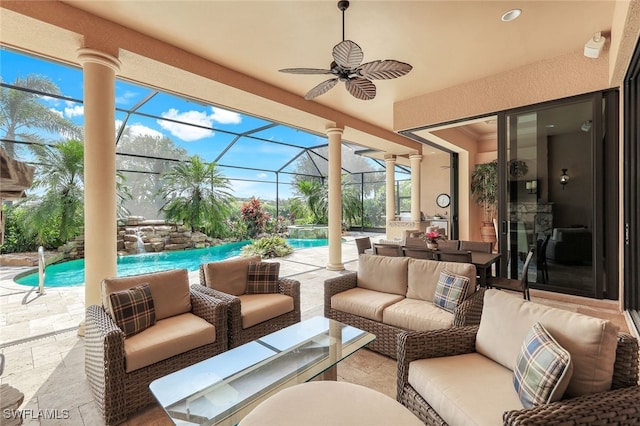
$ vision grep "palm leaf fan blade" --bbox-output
[346,77,376,100]
[332,40,364,69]
[357,60,413,80]
[279,68,334,75]
[304,78,339,100]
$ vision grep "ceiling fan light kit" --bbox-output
[279,1,412,100]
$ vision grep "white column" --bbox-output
[410,154,423,222]
[385,155,396,229]
[77,48,121,325]
[326,125,344,271]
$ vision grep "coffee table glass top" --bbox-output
[150,316,375,425]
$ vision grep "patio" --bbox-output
[0,234,630,425]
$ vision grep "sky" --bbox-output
[1,48,400,200]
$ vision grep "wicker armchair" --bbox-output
[397,326,640,425]
[196,257,301,348]
[85,269,228,425]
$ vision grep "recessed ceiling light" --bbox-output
[501,9,522,22]
[545,124,555,128]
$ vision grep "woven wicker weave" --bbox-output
[324,272,485,359]
[397,327,640,425]
[196,265,301,348]
[85,289,228,425]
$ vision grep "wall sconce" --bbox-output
[560,169,569,189]
[525,180,537,194]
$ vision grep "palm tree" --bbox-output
[23,139,85,246]
[0,75,81,158]
[157,155,234,236]
[296,179,361,226]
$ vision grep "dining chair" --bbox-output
[536,235,550,283]
[459,240,493,253]
[355,237,372,255]
[436,239,459,252]
[434,250,472,263]
[402,247,435,260]
[486,248,534,300]
[404,236,426,248]
[372,243,404,257]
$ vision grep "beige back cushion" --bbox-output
[406,258,476,302]
[476,289,619,398]
[357,254,409,296]
[202,255,262,296]
[102,268,191,321]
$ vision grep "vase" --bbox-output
[427,242,438,250]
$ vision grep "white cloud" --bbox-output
[156,107,242,142]
[257,172,268,179]
[210,107,242,124]
[158,108,214,141]
[115,90,139,106]
[115,120,164,139]
[49,108,63,118]
[64,105,84,118]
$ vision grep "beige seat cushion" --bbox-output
[331,287,404,322]
[409,353,523,426]
[239,381,423,426]
[406,258,476,302]
[102,268,191,321]
[202,255,262,296]
[124,312,216,373]
[476,289,619,397]
[357,254,409,296]
[238,294,293,329]
[383,298,454,331]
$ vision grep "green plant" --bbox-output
[295,179,361,226]
[240,235,293,259]
[470,160,498,222]
[157,155,234,236]
[240,197,270,238]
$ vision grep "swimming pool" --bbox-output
[15,239,329,288]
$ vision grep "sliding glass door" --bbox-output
[499,92,618,299]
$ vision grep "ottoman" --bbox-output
[238,381,423,426]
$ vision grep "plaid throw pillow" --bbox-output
[514,322,573,408]
[432,270,470,313]
[109,283,156,337]
[247,262,280,294]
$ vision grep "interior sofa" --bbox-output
[85,268,228,425]
[397,289,640,425]
[196,255,301,348]
[546,227,592,264]
[324,254,484,359]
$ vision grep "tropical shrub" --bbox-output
[240,197,270,238]
[240,235,293,259]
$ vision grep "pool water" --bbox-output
[16,239,328,288]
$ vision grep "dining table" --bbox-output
[366,243,501,288]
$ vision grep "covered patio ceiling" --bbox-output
[2,1,637,164]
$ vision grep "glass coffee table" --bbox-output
[150,316,375,426]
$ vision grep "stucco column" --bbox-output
[410,154,423,222]
[77,48,121,329]
[385,155,396,229]
[326,125,344,271]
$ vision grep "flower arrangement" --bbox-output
[425,231,442,244]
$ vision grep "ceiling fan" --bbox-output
[279,1,413,101]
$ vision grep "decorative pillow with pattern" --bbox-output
[513,322,573,408]
[432,270,470,313]
[247,262,280,294]
[109,283,156,337]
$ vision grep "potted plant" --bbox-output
[425,231,442,249]
[470,160,498,245]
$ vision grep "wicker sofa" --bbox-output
[324,254,485,359]
[397,289,640,425]
[195,255,301,348]
[85,269,228,425]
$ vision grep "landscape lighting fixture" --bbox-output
[584,32,606,59]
